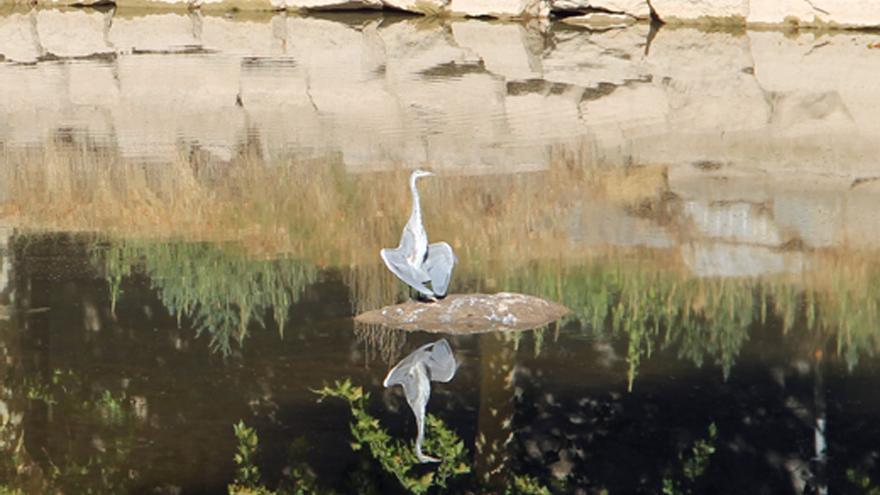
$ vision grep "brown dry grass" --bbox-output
[6,141,880,316]
[0,142,666,266]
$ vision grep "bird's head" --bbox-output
[411,169,434,181]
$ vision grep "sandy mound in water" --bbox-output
[354,293,570,334]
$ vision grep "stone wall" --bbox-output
[1,10,879,173]
[5,0,879,28]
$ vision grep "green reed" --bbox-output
[99,239,317,355]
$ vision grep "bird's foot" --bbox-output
[415,451,441,463]
[415,293,438,303]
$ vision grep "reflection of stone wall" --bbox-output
[1,12,879,173]
[2,11,880,273]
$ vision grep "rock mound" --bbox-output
[354,293,570,334]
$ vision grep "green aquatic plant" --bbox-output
[661,422,718,495]
[505,474,552,495]
[98,239,317,355]
[230,421,271,495]
[846,468,880,495]
[313,379,470,495]
[0,364,140,495]
[96,390,126,426]
[25,381,56,406]
[228,421,332,495]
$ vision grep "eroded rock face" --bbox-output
[552,0,651,19]
[748,0,880,28]
[650,0,748,23]
[382,0,448,14]
[651,0,880,27]
[562,12,638,28]
[355,293,570,333]
[286,0,383,10]
[16,0,880,25]
[448,0,550,19]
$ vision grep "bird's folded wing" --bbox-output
[424,338,457,383]
[384,339,457,387]
[380,247,434,298]
[424,242,456,297]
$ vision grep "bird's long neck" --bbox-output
[408,176,423,229]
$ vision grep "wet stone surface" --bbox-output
[355,292,570,333]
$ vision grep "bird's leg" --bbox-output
[414,404,440,463]
[415,292,438,303]
[407,283,437,303]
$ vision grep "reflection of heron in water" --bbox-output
[383,338,458,463]
[381,169,456,302]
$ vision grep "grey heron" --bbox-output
[380,169,456,302]
[383,338,458,463]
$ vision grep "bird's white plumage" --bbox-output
[383,339,458,463]
[380,170,456,300]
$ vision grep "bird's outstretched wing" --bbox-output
[380,247,435,299]
[383,339,457,463]
[383,339,457,389]
[422,338,457,382]
[423,242,456,298]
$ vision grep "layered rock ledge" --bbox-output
[354,293,570,334]
[23,0,880,28]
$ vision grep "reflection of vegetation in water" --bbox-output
[231,421,264,491]
[504,325,553,358]
[503,259,753,390]
[1,368,140,495]
[353,323,553,368]
[661,423,718,495]
[314,379,470,495]
[505,475,553,495]
[352,323,409,365]
[16,145,880,375]
[11,145,880,363]
[229,421,331,495]
[227,379,472,495]
[101,239,316,354]
[818,258,880,370]
[503,254,880,390]
[847,468,880,495]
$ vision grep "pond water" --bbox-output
[3,7,880,495]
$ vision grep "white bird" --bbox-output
[380,169,456,301]
[383,338,458,463]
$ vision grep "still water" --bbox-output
[3,6,880,495]
[8,233,880,495]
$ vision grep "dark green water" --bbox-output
[2,233,880,494]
